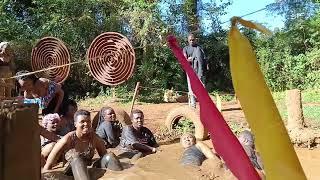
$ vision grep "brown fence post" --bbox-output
[130,82,140,114]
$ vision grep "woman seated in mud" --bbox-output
[43,110,123,179]
[16,70,65,115]
[57,99,78,136]
[118,109,158,160]
[180,133,221,166]
[96,106,122,148]
[41,113,63,166]
[238,130,264,173]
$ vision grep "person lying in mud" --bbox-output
[96,106,122,148]
[238,130,264,171]
[43,110,123,179]
[180,133,221,166]
[118,109,158,160]
[41,113,63,166]
[57,99,78,136]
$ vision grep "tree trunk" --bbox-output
[183,0,200,33]
[286,89,305,130]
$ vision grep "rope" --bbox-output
[139,86,188,94]
[0,61,81,81]
[221,7,268,24]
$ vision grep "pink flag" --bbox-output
[167,35,260,180]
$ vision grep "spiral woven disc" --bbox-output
[87,32,135,86]
[31,37,70,84]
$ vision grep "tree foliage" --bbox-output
[0,0,319,99]
[255,0,320,91]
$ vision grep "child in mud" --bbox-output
[96,106,122,148]
[57,99,78,136]
[180,133,221,166]
[238,130,265,178]
[41,113,63,166]
[43,110,123,179]
[118,109,158,160]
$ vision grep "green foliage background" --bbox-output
[0,0,319,99]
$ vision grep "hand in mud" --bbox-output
[155,147,163,153]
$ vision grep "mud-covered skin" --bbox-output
[238,130,264,170]
[180,145,206,166]
[65,153,123,179]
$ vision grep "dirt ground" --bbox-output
[46,101,320,180]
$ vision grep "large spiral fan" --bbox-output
[31,37,70,84]
[87,32,136,86]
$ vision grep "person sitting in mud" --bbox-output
[41,113,63,166]
[118,109,158,160]
[57,99,78,136]
[238,130,264,170]
[43,110,123,179]
[96,106,122,148]
[180,133,221,166]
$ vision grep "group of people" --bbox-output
[13,70,160,177]
[13,69,265,179]
[11,31,265,178]
[40,107,160,179]
[39,106,265,179]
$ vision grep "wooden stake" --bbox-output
[130,82,140,114]
[216,93,222,112]
[286,89,305,129]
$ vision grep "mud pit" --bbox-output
[100,142,234,180]
[45,101,320,179]
[101,143,320,180]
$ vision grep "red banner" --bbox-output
[167,35,260,180]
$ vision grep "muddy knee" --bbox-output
[70,157,90,180]
[99,153,123,171]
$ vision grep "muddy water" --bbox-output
[43,143,320,179]
[98,144,320,180]
[101,143,211,180]
[296,148,320,180]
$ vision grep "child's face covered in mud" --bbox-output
[181,134,196,148]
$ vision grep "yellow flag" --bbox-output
[228,17,306,180]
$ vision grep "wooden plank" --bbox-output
[1,104,40,180]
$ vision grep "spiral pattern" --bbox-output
[31,37,70,84]
[87,32,135,86]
